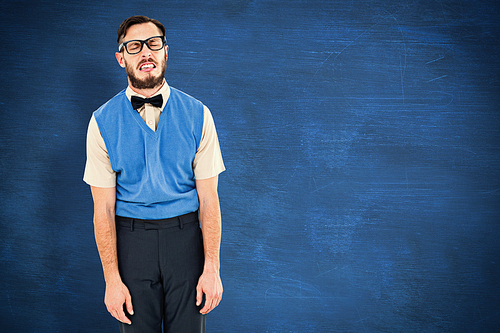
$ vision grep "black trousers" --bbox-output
[116,212,206,333]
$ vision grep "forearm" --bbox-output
[91,186,121,284]
[94,211,121,283]
[196,175,222,272]
[199,194,222,272]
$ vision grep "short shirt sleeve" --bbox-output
[193,106,225,179]
[83,114,116,188]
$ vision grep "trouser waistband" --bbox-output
[115,211,199,231]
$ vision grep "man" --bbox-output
[84,15,225,332]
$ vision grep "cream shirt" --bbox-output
[84,82,225,188]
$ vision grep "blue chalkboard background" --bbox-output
[1,0,499,332]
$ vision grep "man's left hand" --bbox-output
[196,269,223,314]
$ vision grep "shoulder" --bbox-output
[169,86,203,106]
[94,89,128,118]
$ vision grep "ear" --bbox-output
[165,45,169,60]
[115,52,126,68]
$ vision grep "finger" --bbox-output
[116,307,132,325]
[200,297,214,314]
[111,310,124,324]
[208,291,222,311]
[196,286,203,307]
[199,303,209,314]
[125,292,134,315]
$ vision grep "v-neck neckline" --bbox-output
[126,100,166,137]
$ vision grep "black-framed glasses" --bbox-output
[118,36,166,55]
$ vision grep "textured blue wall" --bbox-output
[1,0,499,332]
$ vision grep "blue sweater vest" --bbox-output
[94,87,204,219]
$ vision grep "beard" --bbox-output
[125,56,166,90]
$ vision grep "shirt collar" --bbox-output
[125,81,170,112]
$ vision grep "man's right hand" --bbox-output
[104,280,134,325]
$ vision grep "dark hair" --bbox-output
[117,15,166,44]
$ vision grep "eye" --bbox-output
[148,38,162,48]
[127,41,142,51]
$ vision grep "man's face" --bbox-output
[116,22,168,91]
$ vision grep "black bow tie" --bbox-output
[131,95,163,110]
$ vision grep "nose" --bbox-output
[140,50,152,59]
[139,44,152,58]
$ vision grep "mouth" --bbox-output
[139,62,157,72]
